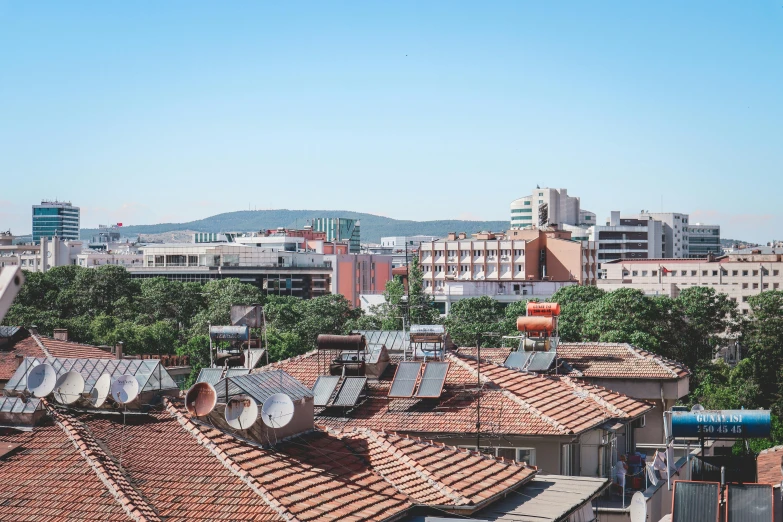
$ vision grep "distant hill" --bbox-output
[80,210,511,244]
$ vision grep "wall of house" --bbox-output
[545,237,582,282]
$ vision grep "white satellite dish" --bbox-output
[261,393,294,429]
[225,394,258,430]
[691,404,705,412]
[629,491,647,522]
[53,371,85,405]
[110,374,139,405]
[26,363,56,398]
[90,373,112,407]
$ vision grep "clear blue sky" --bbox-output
[1,1,781,242]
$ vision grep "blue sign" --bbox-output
[671,410,771,439]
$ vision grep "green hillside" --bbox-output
[81,210,511,243]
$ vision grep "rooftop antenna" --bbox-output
[185,382,217,417]
[261,393,294,429]
[26,363,56,398]
[225,394,258,430]
[53,371,85,405]
[90,374,111,407]
[110,374,139,405]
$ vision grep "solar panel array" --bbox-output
[216,370,313,405]
[415,362,449,398]
[333,377,367,406]
[727,484,773,522]
[388,362,422,398]
[673,481,719,522]
[358,330,409,351]
[312,376,340,407]
[196,368,224,386]
[503,351,557,373]
[6,357,179,394]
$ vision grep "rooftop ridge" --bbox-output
[48,403,161,522]
[30,332,52,358]
[447,354,571,435]
[344,427,471,506]
[163,398,297,522]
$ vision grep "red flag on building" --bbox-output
[661,266,670,274]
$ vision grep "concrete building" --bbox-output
[510,188,595,229]
[687,223,721,257]
[32,200,80,242]
[0,237,82,272]
[591,212,664,274]
[312,217,360,253]
[598,251,783,313]
[419,228,597,313]
[131,243,332,298]
[635,212,690,258]
[379,235,440,249]
[325,253,394,308]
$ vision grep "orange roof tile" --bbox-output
[264,350,652,437]
[0,334,115,383]
[757,446,783,485]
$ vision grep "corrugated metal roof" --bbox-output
[312,376,340,407]
[673,481,719,522]
[6,357,179,393]
[196,368,224,386]
[416,362,449,398]
[388,362,421,398]
[225,369,250,378]
[727,484,773,522]
[216,370,313,405]
[333,377,366,406]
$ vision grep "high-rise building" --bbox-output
[687,224,721,258]
[591,211,664,270]
[635,212,690,258]
[312,217,360,253]
[510,188,595,229]
[32,200,80,242]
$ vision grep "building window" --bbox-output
[753,283,759,289]
[691,270,697,276]
[681,270,687,276]
[732,270,738,276]
[753,270,759,276]
[652,270,658,276]
[702,270,708,276]
[775,283,780,289]
[774,270,780,276]
[743,270,748,276]
[632,271,638,276]
[642,271,648,276]
[763,283,769,289]
[713,271,718,276]
[742,296,748,302]
[742,283,748,289]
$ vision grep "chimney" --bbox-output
[115,341,124,360]
[14,354,24,370]
[458,232,467,240]
[53,328,68,342]
[447,232,457,241]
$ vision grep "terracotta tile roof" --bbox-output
[75,409,280,521]
[167,399,535,520]
[456,343,690,380]
[0,334,114,383]
[757,445,783,485]
[263,350,652,437]
[556,343,690,380]
[0,410,140,521]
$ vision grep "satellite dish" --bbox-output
[53,371,85,404]
[110,374,139,405]
[185,382,217,417]
[90,373,111,407]
[225,394,258,430]
[691,404,705,412]
[629,491,647,522]
[261,393,294,429]
[26,363,56,398]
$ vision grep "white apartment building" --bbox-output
[687,224,721,258]
[636,212,690,258]
[379,235,440,249]
[419,229,596,313]
[0,237,82,272]
[510,187,595,229]
[590,212,663,275]
[598,252,783,313]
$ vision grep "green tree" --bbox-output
[176,334,211,388]
[743,291,783,413]
[550,285,605,341]
[444,296,507,347]
[407,257,440,325]
[189,278,264,335]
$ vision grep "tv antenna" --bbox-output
[261,393,294,429]
[225,394,258,430]
[185,382,217,417]
[53,371,85,405]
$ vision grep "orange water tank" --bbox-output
[526,302,561,317]
[516,316,555,333]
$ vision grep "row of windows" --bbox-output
[424,264,525,272]
[624,269,779,277]
[511,208,532,213]
[429,250,525,257]
[511,215,533,221]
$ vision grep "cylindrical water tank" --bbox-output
[516,316,555,333]
[526,302,561,317]
[316,334,366,351]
